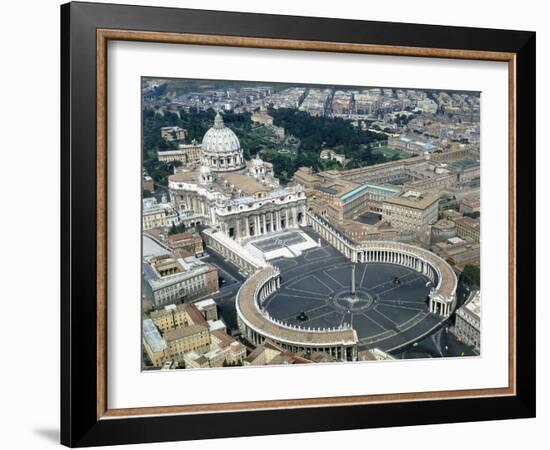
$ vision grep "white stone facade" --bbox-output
[167,113,307,241]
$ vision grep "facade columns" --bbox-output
[255,215,260,236]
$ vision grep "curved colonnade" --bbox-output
[236,267,358,361]
[235,213,458,361]
[307,212,457,316]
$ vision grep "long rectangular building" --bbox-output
[382,190,439,242]
[143,254,218,307]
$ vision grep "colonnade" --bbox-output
[236,267,358,361]
[239,319,353,361]
[307,212,456,317]
[226,208,296,240]
[257,273,281,304]
[202,229,265,276]
[356,249,436,284]
[429,294,452,316]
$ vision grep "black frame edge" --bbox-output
[514,32,536,418]
[60,2,72,447]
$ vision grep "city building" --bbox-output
[454,215,480,244]
[431,219,458,243]
[243,340,313,366]
[459,193,480,214]
[142,197,180,231]
[382,190,439,242]
[144,229,204,258]
[143,174,154,193]
[143,296,246,369]
[163,324,210,361]
[416,98,438,114]
[320,149,347,166]
[150,302,208,333]
[292,166,323,188]
[454,290,481,352]
[194,298,218,321]
[251,110,273,125]
[142,318,168,367]
[142,254,219,307]
[299,89,331,117]
[157,140,202,165]
[184,330,246,368]
[267,87,306,109]
[357,348,396,361]
[160,126,187,142]
[166,231,204,257]
[431,238,480,271]
[143,314,211,368]
[207,319,227,333]
[331,91,353,115]
[306,179,401,224]
[388,134,438,154]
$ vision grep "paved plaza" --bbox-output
[246,230,318,260]
[263,234,447,352]
[250,231,307,252]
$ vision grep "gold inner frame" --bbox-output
[96,29,517,420]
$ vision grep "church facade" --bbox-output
[168,112,307,241]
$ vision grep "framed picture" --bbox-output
[61,1,536,447]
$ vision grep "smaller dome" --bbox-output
[251,157,264,166]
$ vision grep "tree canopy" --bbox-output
[462,264,480,288]
[142,105,391,185]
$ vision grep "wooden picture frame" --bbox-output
[61,1,536,447]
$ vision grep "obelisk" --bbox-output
[351,264,356,298]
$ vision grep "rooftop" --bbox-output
[143,255,213,290]
[143,235,171,260]
[210,330,237,349]
[149,303,207,326]
[194,298,216,310]
[463,290,481,319]
[207,319,226,332]
[143,318,166,353]
[449,159,480,171]
[454,216,480,230]
[219,172,269,196]
[384,191,439,210]
[164,323,208,342]
[340,182,400,202]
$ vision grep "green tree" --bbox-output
[462,264,480,288]
[168,223,187,235]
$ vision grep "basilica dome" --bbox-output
[201,112,245,172]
